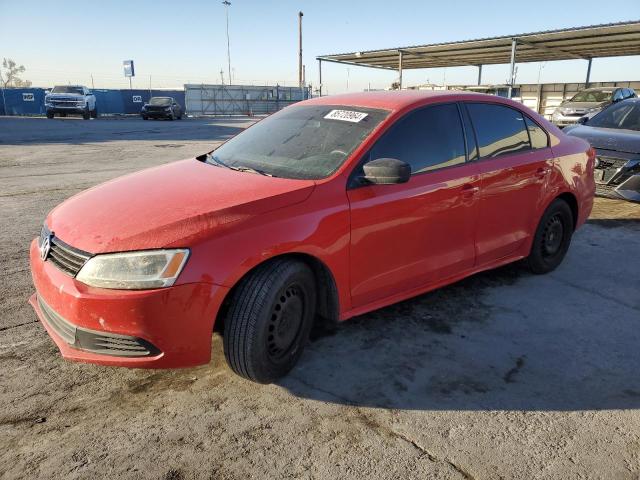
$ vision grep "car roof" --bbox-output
[300,90,520,112]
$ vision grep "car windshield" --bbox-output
[206,104,389,179]
[570,90,613,103]
[149,97,172,106]
[51,86,84,95]
[587,102,640,131]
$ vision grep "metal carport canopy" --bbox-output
[316,21,640,94]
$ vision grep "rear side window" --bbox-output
[370,103,466,174]
[524,117,549,149]
[466,103,531,158]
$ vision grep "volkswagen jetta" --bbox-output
[29,91,595,383]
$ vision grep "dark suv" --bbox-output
[141,97,183,120]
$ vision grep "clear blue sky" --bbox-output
[1,0,639,93]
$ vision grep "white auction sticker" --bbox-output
[324,109,368,123]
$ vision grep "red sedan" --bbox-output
[29,91,595,383]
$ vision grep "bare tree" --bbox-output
[0,58,32,88]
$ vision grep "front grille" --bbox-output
[39,225,92,276]
[37,295,160,357]
[52,100,82,106]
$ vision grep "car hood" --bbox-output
[564,125,640,155]
[47,159,316,253]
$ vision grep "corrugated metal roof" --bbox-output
[317,20,640,69]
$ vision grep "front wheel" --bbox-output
[223,259,316,383]
[46,112,54,119]
[82,107,90,120]
[90,107,98,119]
[526,199,574,274]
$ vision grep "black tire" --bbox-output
[46,112,54,119]
[526,199,574,274]
[223,259,316,383]
[82,107,90,120]
[142,115,148,120]
[90,107,98,119]
[60,113,67,117]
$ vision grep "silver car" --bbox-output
[551,87,636,127]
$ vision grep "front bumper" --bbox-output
[46,106,87,114]
[594,156,640,203]
[142,110,172,118]
[551,112,585,127]
[29,239,229,368]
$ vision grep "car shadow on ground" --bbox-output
[0,117,253,146]
[279,243,640,412]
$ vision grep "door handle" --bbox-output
[536,167,552,178]
[461,184,479,197]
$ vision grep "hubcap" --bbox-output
[542,214,564,256]
[267,285,304,361]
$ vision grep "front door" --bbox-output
[347,103,480,308]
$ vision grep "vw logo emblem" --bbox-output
[40,234,52,261]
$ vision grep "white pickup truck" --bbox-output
[45,85,97,120]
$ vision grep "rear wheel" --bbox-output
[223,259,316,383]
[526,199,574,274]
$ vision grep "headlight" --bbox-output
[76,249,189,290]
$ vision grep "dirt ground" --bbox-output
[1,116,639,480]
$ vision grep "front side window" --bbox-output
[588,102,640,131]
[466,103,531,158]
[369,103,466,174]
[208,104,389,179]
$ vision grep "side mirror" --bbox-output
[612,91,624,103]
[577,116,589,125]
[362,158,411,185]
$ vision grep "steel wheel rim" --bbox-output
[267,285,305,362]
[542,214,564,257]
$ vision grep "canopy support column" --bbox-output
[477,65,483,85]
[398,51,403,90]
[318,59,322,97]
[508,38,517,98]
[585,58,592,87]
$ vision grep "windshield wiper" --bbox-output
[229,166,275,177]
[206,154,274,177]
[206,154,231,169]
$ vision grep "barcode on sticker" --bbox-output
[324,110,368,123]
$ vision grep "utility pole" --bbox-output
[223,1,232,86]
[220,69,225,85]
[298,11,303,88]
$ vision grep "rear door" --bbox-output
[464,102,552,265]
[347,103,480,308]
